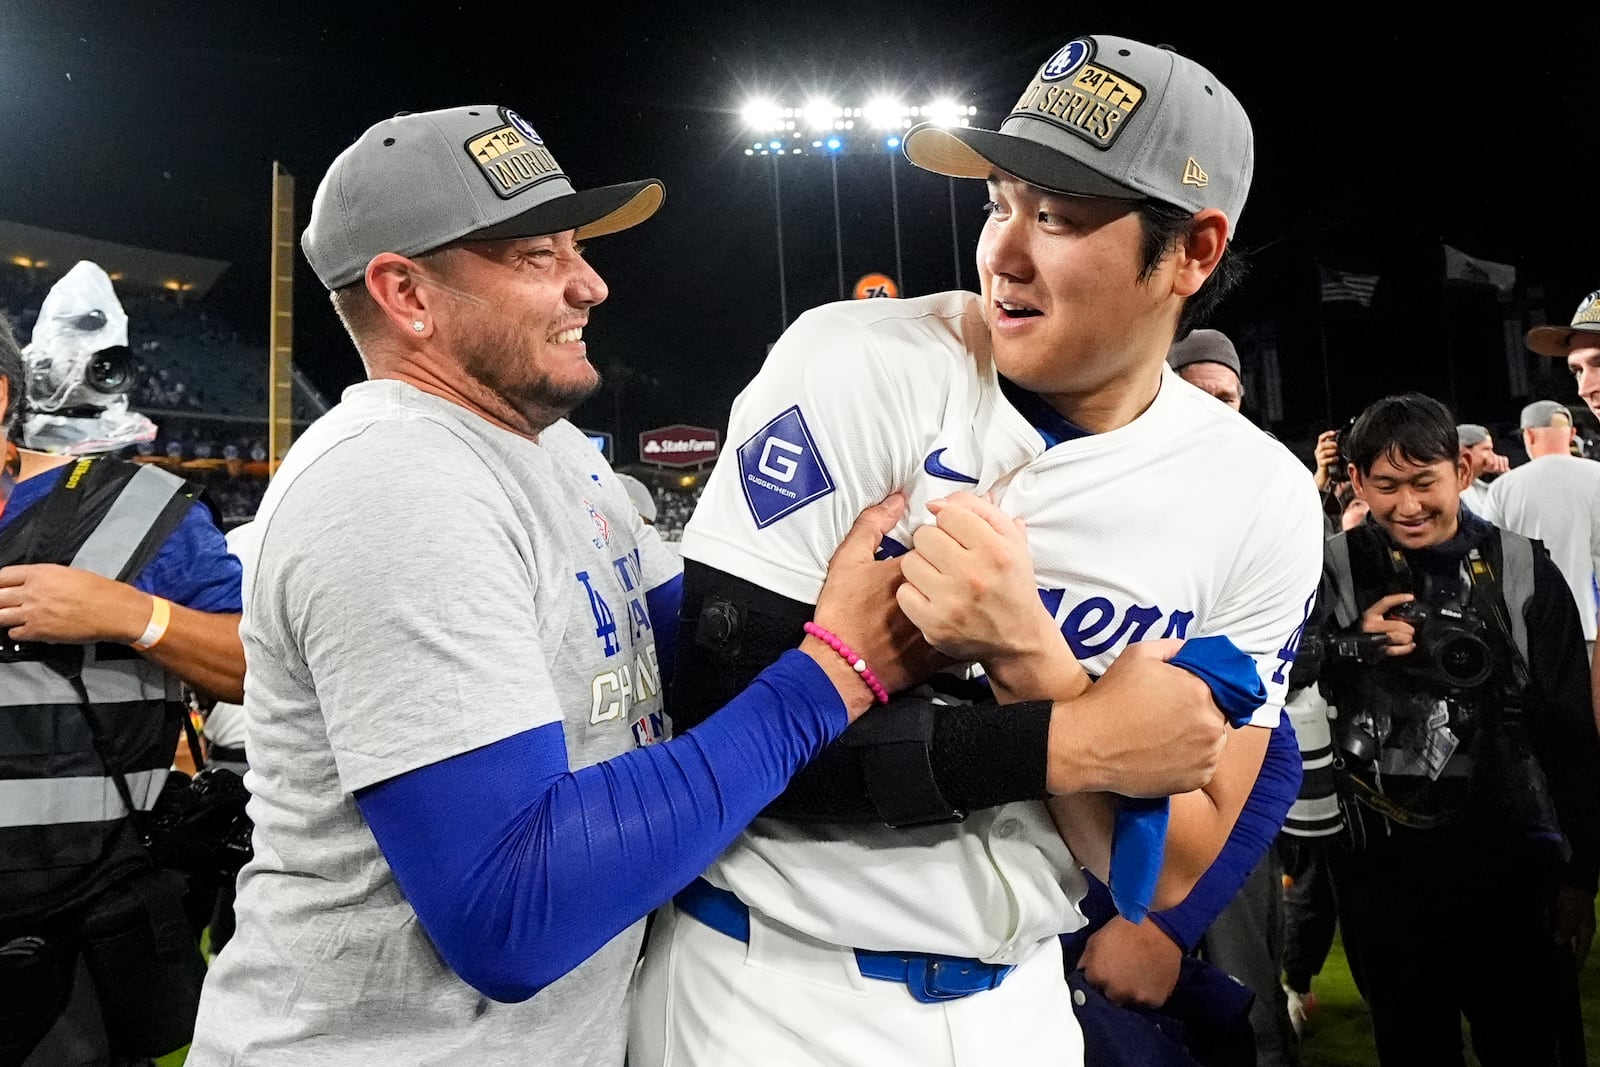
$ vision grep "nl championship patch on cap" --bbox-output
[1527,290,1600,358]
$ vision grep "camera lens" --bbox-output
[85,345,134,395]
[1434,632,1492,689]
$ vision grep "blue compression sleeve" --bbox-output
[645,572,682,691]
[355,648,845,1002]
[1148,715,1302,951]
[1109,635,1267,922]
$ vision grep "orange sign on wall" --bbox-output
[853,273,899,299]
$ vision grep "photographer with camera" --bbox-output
[0,303,245,1065]
[1298,392,1600,1066]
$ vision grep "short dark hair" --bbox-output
[0,312,23,438]
[1136,200,1247,336]
[1343,393,1459,476]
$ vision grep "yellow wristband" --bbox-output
[133,596,171,651]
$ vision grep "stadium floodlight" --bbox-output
[740,97,785,132]
[865,96,905,131]
[925,98,966,128]
[803,98,837,132]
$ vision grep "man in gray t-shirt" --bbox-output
[188,106,942,1065]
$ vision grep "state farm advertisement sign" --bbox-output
[639,424,720,467]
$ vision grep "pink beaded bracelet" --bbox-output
[803,621,890,705]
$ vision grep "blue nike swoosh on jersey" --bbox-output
[923,448,979,484]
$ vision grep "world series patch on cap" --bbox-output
[303,105,665,290]
[903,35,1253,231]
[1526,290,1600,358]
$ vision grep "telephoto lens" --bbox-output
[85,345,135,395]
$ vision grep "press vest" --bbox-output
[0,458,200,924]
[1323,521,1535,796]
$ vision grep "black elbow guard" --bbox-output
[671,559,1054,827]
[670,559,812,733]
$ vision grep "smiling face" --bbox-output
[427,232,607,433]
[976,174,1180,401]
[1351,450,1470,550]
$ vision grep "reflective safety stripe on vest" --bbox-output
[0,769,167,828]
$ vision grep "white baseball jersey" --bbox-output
[1483,453,1600,641]
[680,291,1324,962]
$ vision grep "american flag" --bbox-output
[1319,267,1380,307]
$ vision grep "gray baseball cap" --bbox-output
[1456,423,1490,447]
[1167,329,1240,377]
[903,35,1253,230]
[303,105,665,290]
[1520,400,1574,430]
[1527,290,1600,358]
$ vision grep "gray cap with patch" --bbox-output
[303,105,664,290]
[903,35,1253,231]
[1526,290,1600,358]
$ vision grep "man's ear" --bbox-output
[365,252,439,337]
[1170,209,1228,300]
[1456,454,1473,492]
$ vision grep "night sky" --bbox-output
[2,3,1596,458]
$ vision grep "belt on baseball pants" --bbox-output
[672,876,1015,1005]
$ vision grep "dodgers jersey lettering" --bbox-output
[680,291,1324,962]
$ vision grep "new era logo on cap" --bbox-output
[1182,159,1208,188]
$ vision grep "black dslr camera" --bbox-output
[1385,599,1494,690]
[138,766,254,876]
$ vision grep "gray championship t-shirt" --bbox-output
[1483,453,1600,642]
[190,381,680,1065]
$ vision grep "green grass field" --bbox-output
[1299,908,1600,1066]
[156,904,1600,1067]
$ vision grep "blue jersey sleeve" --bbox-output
[645,572,682,690]
[354,648,848,1002]
[1148,716,1302,951]
[130,499,243,613]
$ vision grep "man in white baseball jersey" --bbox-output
[632,35,1321,1067]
